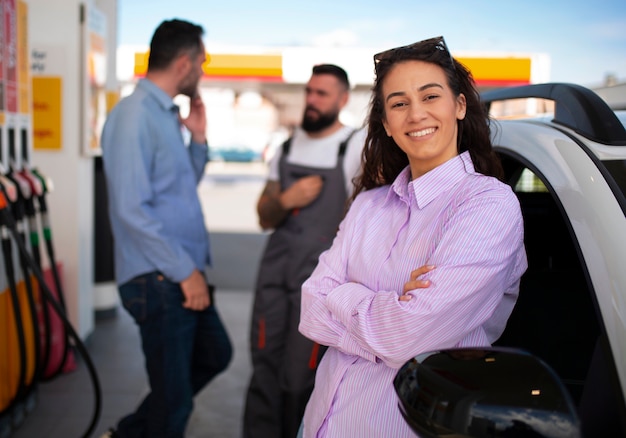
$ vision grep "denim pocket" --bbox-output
[119,275,149,323]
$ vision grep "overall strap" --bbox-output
[338,129,357,157]
[281,137,293,156]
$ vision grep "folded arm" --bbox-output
[300,189,526,369]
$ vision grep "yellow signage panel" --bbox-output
[134,51,149,76]
[457,57,532,85]
[106,90,119,114]
[204,54,282,79]
[32,76,62,150]
[134,52,283,80]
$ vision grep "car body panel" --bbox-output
[492,118,626,403]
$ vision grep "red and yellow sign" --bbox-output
[134,52,283,82]
[456,57,531,87]
[132,50,532,87]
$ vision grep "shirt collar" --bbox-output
[137,78,179,113]
[389,151,475,209]
[389,166,413,205]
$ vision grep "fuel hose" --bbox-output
[0,189,101,438]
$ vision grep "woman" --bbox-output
[298,36,527,437]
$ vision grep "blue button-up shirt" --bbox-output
[101,79,210,285]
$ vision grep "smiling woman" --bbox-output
[380,60,466,178]
[297,36,527,438]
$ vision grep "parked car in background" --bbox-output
[394,83,626,437]
[209,145,262,162]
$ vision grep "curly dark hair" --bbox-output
[353,37,503,199]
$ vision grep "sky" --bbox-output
[118,0,626,87]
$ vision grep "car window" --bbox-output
[496,153,625,437]
[602,160,626,205]
[514,168,548,192]
[616,110,626,129]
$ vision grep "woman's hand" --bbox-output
[400,265,435,301]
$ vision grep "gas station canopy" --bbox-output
[131,48,540,87]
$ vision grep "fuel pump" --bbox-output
[0,188,102,437]
[0,173,31,429]
[2,135,39,428]
[20,135,75,380]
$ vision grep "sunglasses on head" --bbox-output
[373,36,455,73]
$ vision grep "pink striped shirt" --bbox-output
[299,151,527,437]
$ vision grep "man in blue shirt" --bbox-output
[100,19,232,438]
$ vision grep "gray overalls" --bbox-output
[244,131,355,438]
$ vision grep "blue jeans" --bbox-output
[116,271,232,438]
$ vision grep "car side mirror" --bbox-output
[394,347,581,438]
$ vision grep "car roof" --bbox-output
[482,83,626,146]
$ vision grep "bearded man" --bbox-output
[243,64,366,438]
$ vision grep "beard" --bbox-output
[179,70,201,98]
[180,84,197,98]
[301,106,339,133]
[179,80,199,98]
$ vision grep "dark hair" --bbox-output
[148,19,205,72]
[353,37,503,198]
[312,64,350,90]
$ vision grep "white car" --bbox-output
[395,83,626,438]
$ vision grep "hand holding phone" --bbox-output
[182,91,207,144]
